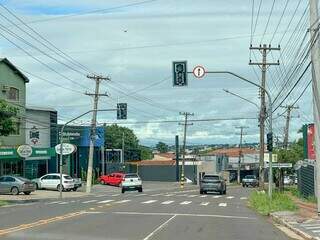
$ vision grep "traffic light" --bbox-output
[267,132,273,152]
[117,103,127,120]
[173,61,188,86]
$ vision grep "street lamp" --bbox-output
[206,71,274,198]
[58,109,116,199]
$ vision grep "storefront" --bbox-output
[0,147,55,179]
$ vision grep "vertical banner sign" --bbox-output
[307,124,316,159]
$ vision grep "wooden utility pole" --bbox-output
[236,126,248,184]
[85,74,109,193]
[281,105,299,149]
[249,44,280,190]
[179,112,194,188]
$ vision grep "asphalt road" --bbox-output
[0,183,293,240]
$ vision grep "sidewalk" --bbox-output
[271,198,320,240]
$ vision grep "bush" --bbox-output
[249,191,297,215]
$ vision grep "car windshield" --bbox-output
[245,175,256,179]
[203,175,220,181]
[63,176,73,180]
[125,174,139,178]
[16,177,30,182]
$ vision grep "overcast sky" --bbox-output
[0,0,313,146]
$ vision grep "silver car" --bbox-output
[0,176,36,195]
[200,174,226,195]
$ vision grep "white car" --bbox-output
[32,173,75,191]
[284,176,293,185]
[120,173,142,193]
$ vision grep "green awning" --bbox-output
[0,147,56,159]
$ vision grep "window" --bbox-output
[63,176,72,180]
[125,174,139,178]
[0,177,5,182]
[52,175,60,180]
[41,175,51,180]
[7,87,19,101]
[4,177,15,182]
[203,175,220,181]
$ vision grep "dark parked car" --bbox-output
[0,176,36,195]
[200,174,226,195]
[242,175,258,187]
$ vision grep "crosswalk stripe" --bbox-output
[213,196,222,199]
[46,201,61,205]
[116,200,131,203]
[111,194,120,197]
[141,200,158,204]
[164,194,174,197]
[226,196,234,199]
[135,193,147,196]
[305,226,320,230]
[188,195,197,198]
[58,202,69,205]
[200,195,207,198]
[161,200,174,205]
[200,202,210,206]
[301,223,320,227]
[150,193,162,197]
[240,197,247,200]
[180,201,192,205]
[219,203,227,207]
[98,200,114,204]
[312,230,320,233]
[82,200,98,204]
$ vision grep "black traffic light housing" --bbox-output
[267,132,273,152]
[173,61,188,86]
[117,103,127,120]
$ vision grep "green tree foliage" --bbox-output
[104,124,152,160]
[156,141,169,153]
[275,139,304,165]
[0,100,18,136]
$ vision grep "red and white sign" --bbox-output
[307,124,316,160]
[192,65,206,78]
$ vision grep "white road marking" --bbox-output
[188,195,197,198]
[301,223,320,227]
[150,193,162,197]
[82,200,98,204]
[111,194,120,197]
[161,201,174,205]
[142,215,176,240]
[135,193,147,196]
[200,202,210,206]
[113,211,256,220]
[96,194,108,198]
[116,200,131,203]
[213,196,222,199]
[312,230,320,233]
[305,226,320,230]
[46,201,61,205]
[226,196,234,199]
[219,203,227,207]
[200,195,207,198]
[98,200,114,204]
[58,202,69,205]
[240,197,247,200]
[70,200,76,203]
[142,200,158,204]
[180,201,192,205]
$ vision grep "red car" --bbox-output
[98,172,125,186]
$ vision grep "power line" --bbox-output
[260,0,276,44]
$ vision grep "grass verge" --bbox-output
[249,190,297,216]
[0,200,8,207]
[285,186,317,204]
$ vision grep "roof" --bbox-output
[131,159,176,166]
[26,105,57,112]
[0,58,29,83]
[207,147,259,158]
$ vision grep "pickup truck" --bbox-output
[242,175,258,187]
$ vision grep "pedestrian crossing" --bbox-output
[295,220,320,236]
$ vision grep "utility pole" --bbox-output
[85,74,110,193]
[236,126,248,184]
[179,112,194,188]
[281,105,299,149]
[122,132,125,164]
[101,123,106,176]
[175,135,180,182]
[309,0,320,214]
[249,44,280,190]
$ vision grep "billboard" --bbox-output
[307,124,316,160]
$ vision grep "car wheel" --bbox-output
[223,189,227,195]
[200,190,203,195]
[138,187,143,193]
[72,187,78,192]
[121,188,125,194]
[23,191,31,195]
[11,187,19,195]
[57,184,64,192]
[66,189,71,192]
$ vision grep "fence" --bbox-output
[297,160,315,197]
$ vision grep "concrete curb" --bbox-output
[270,213,319,240]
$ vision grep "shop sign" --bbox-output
[17,145,33,158]
[55,143,76,155]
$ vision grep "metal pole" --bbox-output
[175,135,179,182]
[122,132,125,164]
[268,97,273,198]
[309,0,320,214]
[182,113,188,187]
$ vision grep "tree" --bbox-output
[0,100,18,136]
[156,141,169,153]
[104,124,152,160]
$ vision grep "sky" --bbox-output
[0,0,314,146]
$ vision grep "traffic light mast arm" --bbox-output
[187,70,274,198]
